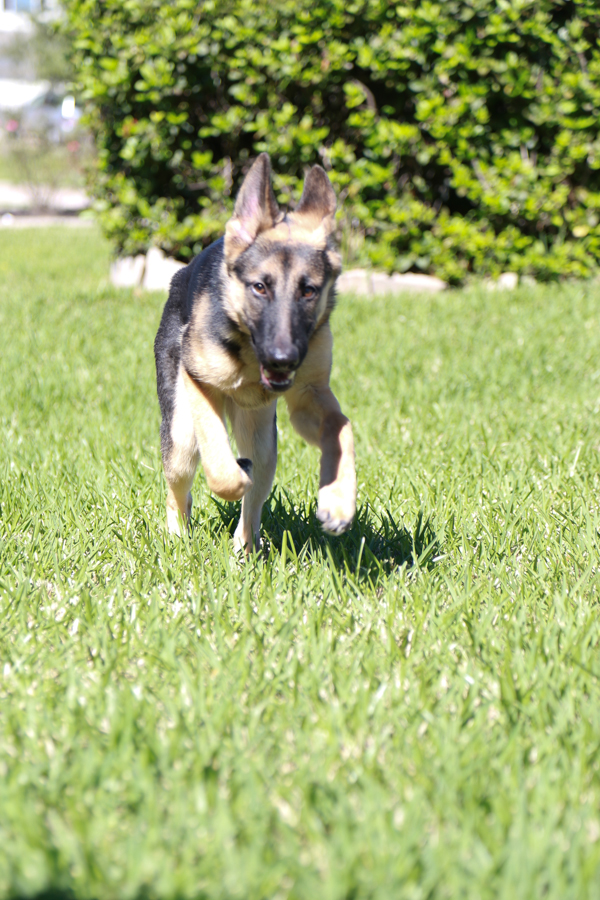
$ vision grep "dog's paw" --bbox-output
[166,491,192,536]
[166,506,188,536]
[317,483,355,535]
[205,460,253,502]
[232,521,260,556]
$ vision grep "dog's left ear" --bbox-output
[295,165,337,231]
[225,153,280,261]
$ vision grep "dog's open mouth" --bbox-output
[260,366,296,392]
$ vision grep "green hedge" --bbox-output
[63,0,600,282]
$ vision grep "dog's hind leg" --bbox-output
[228,399,278,553]
[181,369,253,502]
[161,368,200,535]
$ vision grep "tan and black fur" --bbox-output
[154,153,356,551]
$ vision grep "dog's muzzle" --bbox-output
[259,343,300,392]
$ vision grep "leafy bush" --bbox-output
[62,0,600,282]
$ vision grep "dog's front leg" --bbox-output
[182,369,253,502]
[286,385,356,534]
[228,399,278,553]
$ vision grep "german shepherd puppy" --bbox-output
[154,153,356,551]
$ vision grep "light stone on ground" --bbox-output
[110,254,146,288]
[142,247,186,292]
[485,272,519,291]
[338,269,447,296]
[336,269,371,295]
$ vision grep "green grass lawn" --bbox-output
[2,228,600,900]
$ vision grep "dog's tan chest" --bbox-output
[182,340,272,410]
[224,381,273,409]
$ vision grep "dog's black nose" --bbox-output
[265,344,300,371]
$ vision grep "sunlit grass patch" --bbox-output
[1,228,600,899]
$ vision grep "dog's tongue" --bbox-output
[268,370,289,383]
[261,365,292,388]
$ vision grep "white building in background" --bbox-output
[0,0,59,35]
[0,0,63,113]
[0,0,59,15]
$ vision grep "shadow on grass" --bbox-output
[212,490,441,582]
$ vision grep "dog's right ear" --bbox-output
[294,165,337,232]
[225,153,280,262]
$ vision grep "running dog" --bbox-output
[154,153,356,551]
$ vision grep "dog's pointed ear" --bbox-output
[295,165,337,230]
[225,153,280,260]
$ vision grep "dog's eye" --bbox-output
[301,285,317,300]
[253,282,267,295]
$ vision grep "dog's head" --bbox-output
[224,153,341,392]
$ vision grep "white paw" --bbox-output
[167,506,186,536]
[166,493,191,536]
[317,483,355,535]
[233,521,260,555]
